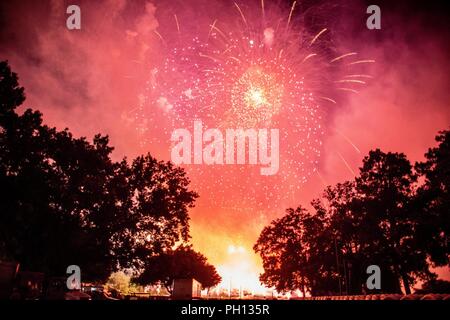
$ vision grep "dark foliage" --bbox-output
[255,142,450,295]
[134,245,221,293]
[0,61,199,281]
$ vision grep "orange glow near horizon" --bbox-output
[215,245,268,295]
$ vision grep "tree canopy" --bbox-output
[255,143,450,295]
[415,130,450,266]
[0,61,199,282]
[134,245,222,293]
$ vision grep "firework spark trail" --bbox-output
[207,19,218,40]
[319,96,337,104]
[337,130,361,154]
[348,59,376,65]
[335,79,366,84]
[344,74,373,78]
[261,0,265,19]
[199,53,219,62]
[310,28,327,46]
[234,3,248,26]
[330,52,357,63]
[337,87,359,93]
[286,1,297,28]
[153,30,165,44]
[337,152,356,176]
[302,53,317,63]
[316,169,328,188]
[209,24,228,41]
[174,14,180,34]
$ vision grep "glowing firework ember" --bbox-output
[230,66,283,127]
[133,0,371,210]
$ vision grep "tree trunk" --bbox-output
[392,264,403,294]
[401,273,411,294]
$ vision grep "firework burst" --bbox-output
[132,0,372,210]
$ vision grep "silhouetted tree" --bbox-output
[0,61,198,281]
[110,155,198,270]
[135,245,221,293]
[0,61,24,114]
[254,206,328,295]
[352,150,428,294]
[415,130,450,267]
[0,61,94,277]
[312,181,363,295]
[255,149,445,295]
